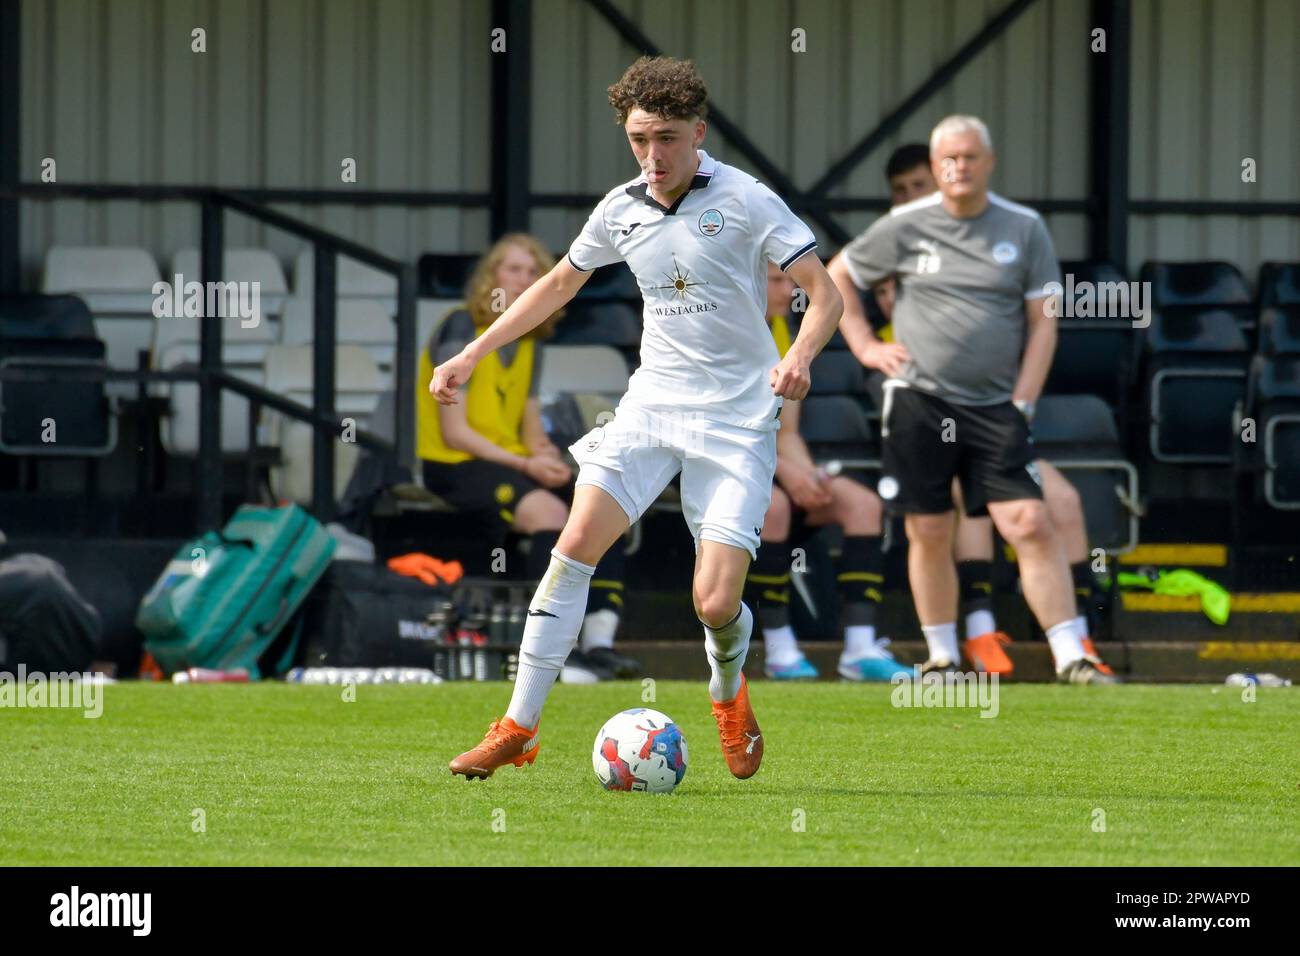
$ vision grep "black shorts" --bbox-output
[422,459,545,528]
[878,385,1042,517]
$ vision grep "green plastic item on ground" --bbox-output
[1117,568,1231,625]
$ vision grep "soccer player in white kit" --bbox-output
[437,57,843,781]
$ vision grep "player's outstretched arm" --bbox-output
[428,257,592,404]
[770,255,843,401]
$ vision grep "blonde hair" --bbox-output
[464,233,563,338]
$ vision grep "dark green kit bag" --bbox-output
[137,504,336,678]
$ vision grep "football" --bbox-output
[592,708,688,794]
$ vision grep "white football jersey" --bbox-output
[567,150,817,430]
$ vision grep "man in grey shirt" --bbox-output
[827,115,1115,684]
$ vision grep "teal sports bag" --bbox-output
[138,504,336,678]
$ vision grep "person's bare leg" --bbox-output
[986,497,1091,674]
[1040,462,1087,563]
[905,511,961,666]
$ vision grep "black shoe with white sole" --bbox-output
[1057,657,1120,685]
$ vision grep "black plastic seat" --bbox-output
[417,253,478,298]
[0,294,115,455]
[1032,395,1138,552]
[1259,262,1300,307]
[551,300,642,354]
[797,395,878,466]
[1258,306,1300,357]
[808,349,865,396]
[1142,308,1250,463]
[1140,260,1251,308]
[573,262,640,302]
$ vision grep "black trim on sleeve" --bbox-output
[779,241,818,272]
[566,251,594,273]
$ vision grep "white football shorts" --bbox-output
[568,401,777,559]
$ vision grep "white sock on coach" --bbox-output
[505,550,595,729]
[1045,617,1088,671]
[762,624,801,667]
[705,603,752,702]
[921,622,960,665]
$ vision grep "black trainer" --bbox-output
[584,646,642,678]
[560,648,616,684]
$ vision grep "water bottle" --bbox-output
[173,667,250,684]
[1226,672,1292,687]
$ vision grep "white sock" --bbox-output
[505,550,594,728]
[921,622,960,665]
[704,603,752,702]
[843,624,882,660]
[580,608,620,652]
[762,625,801,667]
[1046,617,1088,671]
[965,609,996,639]
[1072,614,1091,642]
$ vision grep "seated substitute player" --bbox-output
[862,144,1112,678]
[418,233,636,683]
[751,261,908,682]
[433,56,843,780]
[827,116,1115,684]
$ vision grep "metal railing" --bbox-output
[2,183,418,531]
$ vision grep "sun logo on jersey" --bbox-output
[654,254,709,301]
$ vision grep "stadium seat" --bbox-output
[153,343,265,456]
[808,348,866,396]
[1259,262,1300,307]
[1044,321,1137,410]
[293,248,398,315]
[169,248,290,322]
[1239,355,1300,509]
[150,311,278,457]
[1059,259,1128,287]
[573,262,640,301]
[797,394,878,468]
[1032,395,1140,553]
[1140,260,1251,308]
[0,294,115,455]
[261,345,385,505]
[280,297,396,387]
[550,301,641,358]
[1257,306,1300,357]
[1142,307,1250,462]
[41,246,163,398]
[537,344,630,403]
[417,252,478,298]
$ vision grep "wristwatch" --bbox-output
[1013,399,1036,423]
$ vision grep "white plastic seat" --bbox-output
[42,246,163,398]
[537,344,630,404]
[262,345,385,505]
[155,343,264,455]
[293,248,398,315]
[42,246,161,314]
[169,248,290,321]
[280,297,395,386]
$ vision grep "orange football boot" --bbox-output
[963,631,1014,675]
[710,674,763,779]
[1080,638,1115,676]
[449,717,539,780]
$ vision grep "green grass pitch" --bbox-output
[2,681,1297,866]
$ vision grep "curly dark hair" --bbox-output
[607,56,708,125]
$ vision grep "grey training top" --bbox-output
[842,191,1060,406]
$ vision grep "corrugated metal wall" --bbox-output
[18,0,1300,287]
